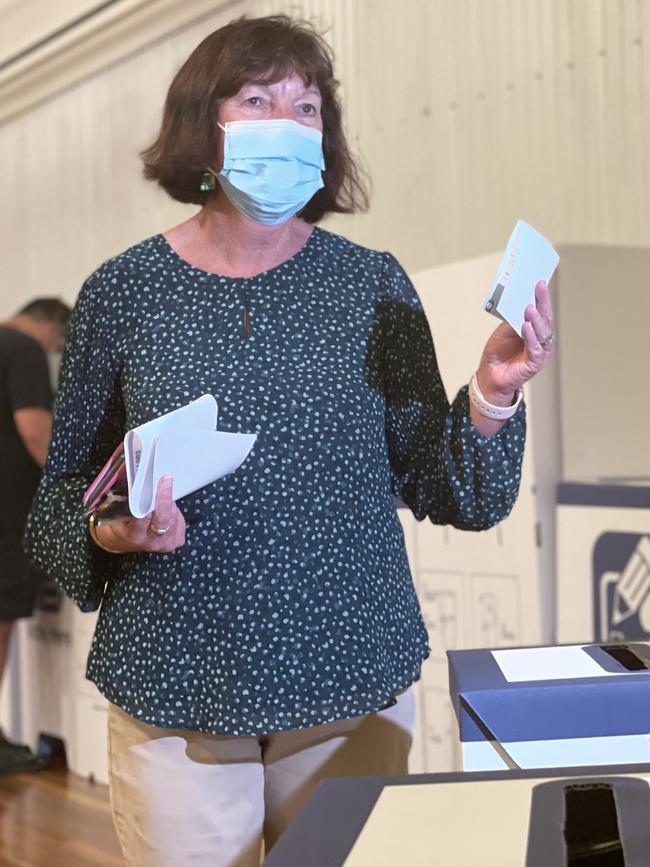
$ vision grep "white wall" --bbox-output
[1,0,649,316]
[0,0,106,62]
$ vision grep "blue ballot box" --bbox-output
[448,642,650,772]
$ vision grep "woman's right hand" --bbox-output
[93,475,186,554]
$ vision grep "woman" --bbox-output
[25,14,554,867]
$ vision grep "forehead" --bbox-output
[237,72,321,95]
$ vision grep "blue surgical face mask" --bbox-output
[215,119,325,225]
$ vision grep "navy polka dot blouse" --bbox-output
[24,227,525,735]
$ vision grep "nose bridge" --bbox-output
[268,92,295,121]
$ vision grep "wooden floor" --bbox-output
[0,763,123,866]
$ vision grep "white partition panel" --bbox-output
[405,253,559,772]
[13,596,108,783]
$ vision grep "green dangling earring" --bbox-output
[199,168,218,192]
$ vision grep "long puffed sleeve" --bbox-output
[369,253,526,530]
[24,266,131,611]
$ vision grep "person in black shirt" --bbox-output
[0,297,70,774]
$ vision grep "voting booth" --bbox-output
[448,642,650,772]
[553,245,650,644]
[556,483,650,646]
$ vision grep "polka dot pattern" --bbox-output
[24,227,525,735]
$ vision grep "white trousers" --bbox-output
[108,689,415,867]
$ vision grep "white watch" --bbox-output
[469,374,523,420]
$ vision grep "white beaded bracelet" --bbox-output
[469,374,523,421]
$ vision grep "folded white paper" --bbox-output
[124,394,256,518]
[484,219,560,335]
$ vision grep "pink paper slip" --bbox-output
[82,442,129,521]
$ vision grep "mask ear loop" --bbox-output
[199,123,226,191]
[199,121,227,191]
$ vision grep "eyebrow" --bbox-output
[241,81,321,99]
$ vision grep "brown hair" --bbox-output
[141,15,369,222]
[19,298,71,325]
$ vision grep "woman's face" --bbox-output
[213,74,323,172]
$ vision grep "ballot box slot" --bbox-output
[524,776,650,864]
[564,783,624,866]
[598,644,650,672]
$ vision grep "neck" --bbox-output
[200,198,309,271]
[166,196,313,279]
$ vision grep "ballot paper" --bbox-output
[483,219,559,335]
[491,645,622,683]
[83,394,256,520]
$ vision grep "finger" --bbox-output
[521,320,545,360]
[149,475,175,536]
[157,515,185,553]
[524,305,553,349]
[534,280,554,323]
[151,503,186,553]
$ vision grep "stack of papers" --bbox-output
[83,394,256,520]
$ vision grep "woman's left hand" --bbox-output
[475,279,555,402]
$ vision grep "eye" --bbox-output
[244,96,264,107]
[298,103,318,115]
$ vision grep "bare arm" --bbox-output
[13,408,53,467]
